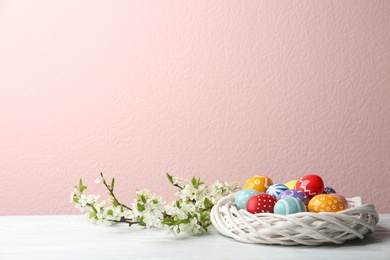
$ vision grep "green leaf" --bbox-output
[161,218,173,225]
[200,212,208,222]
[91,204,98,213]
[203,197,211,208]
[73,197,79,203]
[78,179,87,193]
[137,217,146,226]
[112,199,119,207]
[137,203,145,212]
[107,209,113,216]
[166,173,174,184]
[199,211,211,229]
[77,179,87,193]
[191,177,197,188]
[199,179,205,186]
[162,217,181,226]
[111,178,115,189]
[180,218,190,224]
[191,177,204,189]
[140,195,147,204]
[89,211,97,219]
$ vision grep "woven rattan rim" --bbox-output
[210,194,379,245]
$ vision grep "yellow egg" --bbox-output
[243,175,273,193]
[308,194,347,213]
[284,180,298,189]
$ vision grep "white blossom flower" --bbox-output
[130,190,166,228]
[177,183,206,201]
[179,216,201,234]
[77,194,88,207]
[143,200,165,228]
[165,202,187,220]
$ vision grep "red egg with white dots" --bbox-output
[246,194,277,214]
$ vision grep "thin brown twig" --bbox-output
[100,172,132,211]
[110,217,141,227]
[172,183,183,189]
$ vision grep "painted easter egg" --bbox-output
[246,193,277,214]
[235,189,260,210]
[284,180,298,189]
[330,193,348,208]
[243,175,273,193]
[266,183,289,198]
[323,185,336,194]
[308,194,348,213]
[276,189,310,205]
[274,197,307,215]
[295,174,324,199]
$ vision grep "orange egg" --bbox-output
[308,194,347,213]
[243,175,273,193]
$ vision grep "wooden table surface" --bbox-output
[1,215,389,259]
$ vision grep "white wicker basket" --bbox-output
[210,194,379,246]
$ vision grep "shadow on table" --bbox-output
[318,223,390,248]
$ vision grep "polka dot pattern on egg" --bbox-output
[246,194,277,214]
[234,189,260,210]
[308,194,347,213]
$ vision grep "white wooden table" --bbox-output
[1,215,389,259]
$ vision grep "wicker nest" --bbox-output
[210,194,379,246]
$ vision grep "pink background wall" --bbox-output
[1,1,389,215]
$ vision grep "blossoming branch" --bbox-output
[70,173,240,235]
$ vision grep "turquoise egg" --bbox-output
[235,189,260,210]
[274,197,307,215]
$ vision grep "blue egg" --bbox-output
[235,189,260,210]
[274,197,307,215]
[266,183,289,198]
